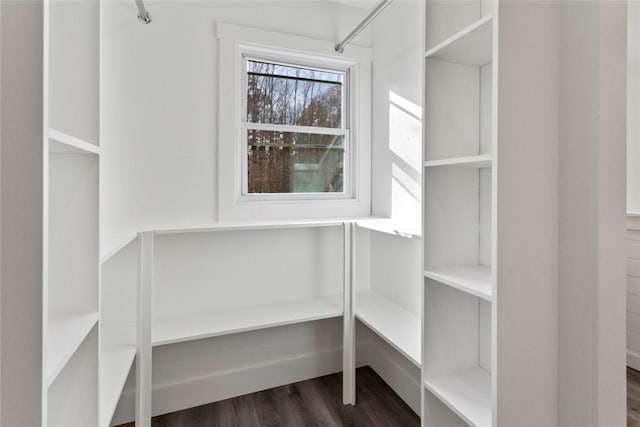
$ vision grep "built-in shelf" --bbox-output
[100,232,138,265]
[100,346,136,427]
[47,312,99,386]
[424,154,492,169]
[152,219,353,235]
[425,14,493,66]
[153,294,343,346]
[149,216,409,235]
[355,218,421,238]
[424,367,492,427]
[424,266,492,301]
[49,129,100,155]
[355,290,421,366]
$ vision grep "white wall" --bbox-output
[558,2,627,426]
[0,1,45,425]
[366,0,423,415]
[628,2,640,214]
[370,0,422,227]
[101,0,371,254]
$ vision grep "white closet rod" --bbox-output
[135,0,152,24]
[335,0,393,53]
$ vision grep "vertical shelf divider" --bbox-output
[342,222,356,405]
[136,232,153,427]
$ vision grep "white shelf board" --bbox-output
[47,312,99,386]
[355,218,421,238]
[153,294,343,346]
[424,154,492,169]
[355,290,421,366]
[148,216,404,235]
[49,128,100,155]
[424,367,492,427]
[425,15,493,66]
[100,346,136,427]
[152,218,351,235]
[100,232,138,265]
[424,266,492,301]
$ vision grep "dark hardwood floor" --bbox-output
[630,367,640,426]
[117,366,419,427]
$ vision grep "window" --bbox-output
[217,23,371,220]
[244,59,349,195]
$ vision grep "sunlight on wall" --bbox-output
[388,91,422,226]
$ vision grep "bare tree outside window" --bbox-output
[244,59,347,194]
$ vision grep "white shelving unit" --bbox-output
[355,290,421,366]
[423,2,495,426]
[100,237,138,427]
[423,367,492,427]
[49,128,101,155]
[151,225,346,347]
[424,266,492,301]
[47,313,100,385]
[154,295,343,346]
[424,14,493,66]
[99,347,136,427]
[424,154,491,169]
[45,0,102,425]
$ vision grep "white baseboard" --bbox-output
[112,343,369,425]
[628,349,640,371]
[367,334,421,415]
[112,325,423,425]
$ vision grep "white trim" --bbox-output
[216,23,372,220]
[629,214,640,231]
[629,349,640,371]
[112,342,371,424]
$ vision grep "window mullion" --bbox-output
[242,121,348,136]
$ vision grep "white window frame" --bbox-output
[241,54,350,200]
[216,23,372,221]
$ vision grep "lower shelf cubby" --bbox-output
[153,294,343,346]
[48,325,99,427]
[424,366,491,427]
[152,226,344,346]
[355,290,421,366]
[423,279,492,427]
[100,234,138,427]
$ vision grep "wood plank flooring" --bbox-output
[630,367,640,426]
[117,366,419,427]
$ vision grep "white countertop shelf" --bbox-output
[424,154,492,169]
[49,128,100,155]
[153,294,343,346]
[424,367,492,427]
[355,290,421,366]
[424,266,493,301]
[355,218,421,238]
[425,15,493,66]
[47,312,99,386]
[99,346,136,427]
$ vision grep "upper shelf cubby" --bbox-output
[48,0,100,146]
[49,129,100,155]
[425,15,493,67]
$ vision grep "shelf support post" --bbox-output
[136,231,153,427]
[342,222,356,405]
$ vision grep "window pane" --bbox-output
[247,130,344,194]
[246,60,343,128]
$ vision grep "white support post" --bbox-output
[342,222,356,405]
[136,232,153,427]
